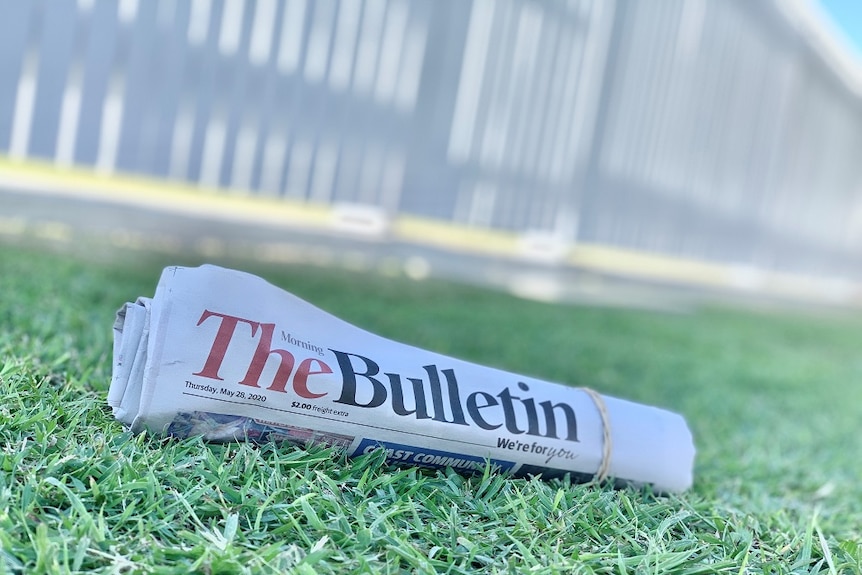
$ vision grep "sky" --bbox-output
[817,0,862,58]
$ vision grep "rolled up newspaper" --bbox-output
[110,265,695,492]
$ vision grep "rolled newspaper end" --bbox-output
[110,265,695,492]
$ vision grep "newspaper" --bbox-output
[110,265,695,492]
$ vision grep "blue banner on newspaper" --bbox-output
[355,438,516,473]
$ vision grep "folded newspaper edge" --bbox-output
[110,265,695,492]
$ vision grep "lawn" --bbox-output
[1,244,861,574]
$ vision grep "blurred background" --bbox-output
[1,0,861,308]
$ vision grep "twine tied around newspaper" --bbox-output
[581,387,613,483]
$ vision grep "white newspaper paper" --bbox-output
[110,265,695,492]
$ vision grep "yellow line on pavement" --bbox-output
[569,243,731,287]
[392,216,519,257]
[0,157,332,230]
[1,156,857,305]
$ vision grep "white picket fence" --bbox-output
[1,0,860,280]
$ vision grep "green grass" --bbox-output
[1,245,861,574]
